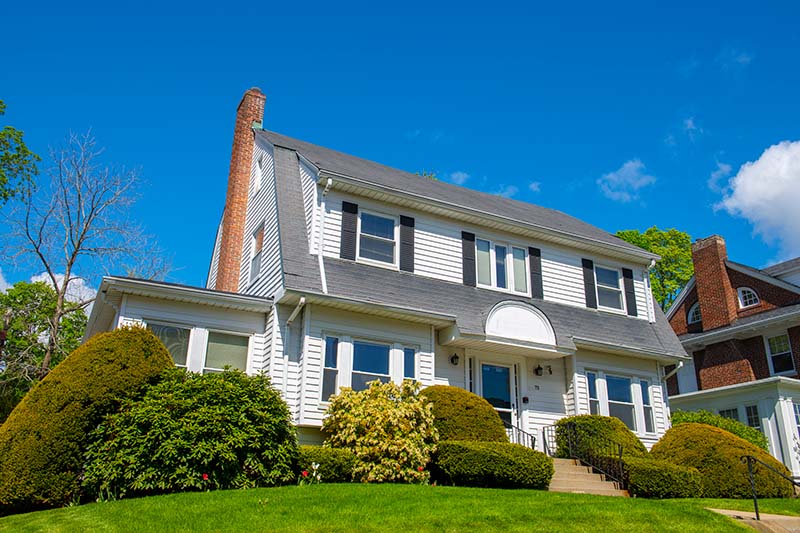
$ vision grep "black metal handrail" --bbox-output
[503,420,537,449]
[542,422,626,489]
[741,455,800,521]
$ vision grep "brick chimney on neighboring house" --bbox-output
[692,235,739,331]
[214,88,266,293]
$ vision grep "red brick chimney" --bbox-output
[692,235,738,330]
[214,88,266,293]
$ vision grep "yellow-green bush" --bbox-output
[419,385,507,442]
[432,441,553,489]
[622,457,703,498]
[0,327,172,514]
[298,446,356,483]
[651,423,793,498]
[323,381,437,483]
[672,410,769,451]
[554,415,647,458]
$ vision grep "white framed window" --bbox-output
[640,380,655,434]
[745,405,761,431]
[793,403,800,438]
[687,302,702,325]
[585,370,656,434]
[595,265,625,312]
[321,336,339,401]
[357,211,398,266]
[254,154,264,193]
[737,287,760,309]
[146,322,191,368]
[718,408,739,421]
[766,333,795,375]
[250,224,265,285]
[403,347,417,381]
[606,374,636,431]
[351,339,391,391]
[203,331,249,373]
[475,237,529,294]
[587,371,600,415]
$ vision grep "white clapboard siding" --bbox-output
[238,139,283,298]
[206,217,223,289]
[414,218,463,282]
[540,246,586,308]
[633,269,650,321]
[523,358,569,451]
[298,159,318,250]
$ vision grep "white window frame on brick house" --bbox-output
[764,331,796,376]
[737,287,761,309]
[594,265,626,313]
[474,237,530,295]
[687,302,702,325]
[356,209,399,269]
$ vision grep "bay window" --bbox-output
[322,336,339,400]
[584,370,657,434]
[606,375,636,431]
[475,237,529,294]
[587,371,600,415]
[351,340,391,391]
[640,380,654,433]
[404,347,417,380]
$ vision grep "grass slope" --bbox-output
[2,484,793,532]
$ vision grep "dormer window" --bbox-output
[358,211,398,266]
[595,266,625,311]
[687,302,702,325]
[737,287,760,309]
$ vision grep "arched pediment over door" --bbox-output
[484,301,556,346]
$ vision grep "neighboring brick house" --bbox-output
[666,235,800,478]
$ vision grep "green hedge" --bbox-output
[554,415,647,459]
[651,423,793,498]
[0,327,173,514]
[83,369,297,500]
[672,410,769,451]
[432,441,553,489]
[298,446,356,483]
[623,457,703,499]
[419,385,508,442]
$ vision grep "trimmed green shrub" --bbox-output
[83,369,297,500]
[432,441,554,489]
[298,446,356,483]
[672,410,769,451]
[554,415,647,458]
[651,423,793,498]
[0,327,173,514]
[622,457,703,498]
[323,381,437,483]
[419,385,507,442]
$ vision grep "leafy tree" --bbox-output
[416,170,438,180]
[0,100,40,205]
[615,227,693,311]
[0,281,86,422]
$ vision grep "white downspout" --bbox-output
[317,177,333,294]
[663,360,684,382]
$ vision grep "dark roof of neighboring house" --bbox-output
[764,257,800,276]
[677,301,800,344]
[259,129,652,259]
[267,141,686,360]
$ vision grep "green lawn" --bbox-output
[1,484,797,532]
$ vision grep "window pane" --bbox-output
[481,364,511,410]
[476,239,491,285]
[644,406,655,433]
[746,405,761,430]
[719,408,739,421]
[609,402,636,430]
[606,375,632,403]
[773,352,795,374]
[596,267,620,288]
[324,337,338,368]
[587,372,598,400]
[361,212,394,240]
[353,341,390,375]
[598,287,623,309]
[403,348,416,379]
[205,332,248,371]
[359,235,394,263]
[495,245,507,289]
[322,369,338,400]
[148,323,190,367]
[512,247,527,293]
[250,252,262,283]
[589,399,600,415]
[351,372,389,391]
[768,335,791,355]
[640,380,650,406]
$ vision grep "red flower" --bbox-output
[302,470,309,477]
[202,473,209,481]
[418,466,424,472]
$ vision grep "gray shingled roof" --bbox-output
[259,130,650,258]
[269,141,685,359]
[678,302,800,344]
[764,257,800,276]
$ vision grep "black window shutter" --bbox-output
[622,268,638,317]
[529,247,544,299]
[582,258,597,309]
[399,215,415,272]
[340,201,358,260]
[462,231,476,287]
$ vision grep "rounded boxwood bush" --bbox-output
[554,415,647,459]
[672,410,769,451]
[0,327,173,514]
[622,457,703,498]
[419,385,507,442]
[298,446,356,483]
[83,369,298,500]
[651,423,793,498]
[432,441,554,489]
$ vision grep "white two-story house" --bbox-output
[85,88,688,450]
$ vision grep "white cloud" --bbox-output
[716,140,800,258]
[449,171,470,185]
[29,273,97,305]
[683,117,704,142]
[528,181,542,193]
[708,161,732,192]
[718,48,754,71]
[0,268,10,293]
[493,185,519,198]
[597,159,657,203]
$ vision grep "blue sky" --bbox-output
[2,1,800,291]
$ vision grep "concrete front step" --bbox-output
[551,471,607,482]
[549,457,629,497]
[549,479,621,491]
[551,487,629,497]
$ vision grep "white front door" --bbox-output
[480,362,517,427]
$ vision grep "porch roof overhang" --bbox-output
[571,336,690,364]
[438,324,574,359]
[670,376,800,405]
